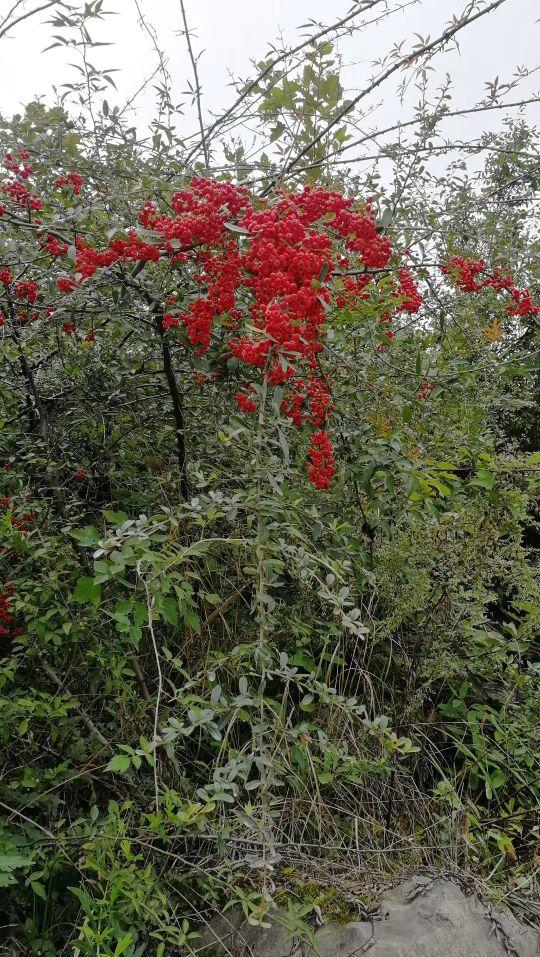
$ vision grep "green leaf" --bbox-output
[317,771,333,784]
[224,222,251,236]
[73,576,101,604]
[102,510,128,523]
[70,526,99,546]
[427,477,451,497]
[113,933,134,956]
[0,853,33,872]
[30,881,47,901]
[489,769,506,790]
[105,754,131,773]
[160,597,179,627]
[382,471,395,495]
[184,610,201,634]
[378,207,393,229]
[469,469,494,490]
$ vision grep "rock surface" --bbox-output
[195,876,539,957]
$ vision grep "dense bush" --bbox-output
[0,2,539,952]
[0,102,538,953]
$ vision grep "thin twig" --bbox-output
[317,95,540,167]
[178,0,209,171]
[0,0,62,40]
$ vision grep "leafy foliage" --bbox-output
[0,8,539,954]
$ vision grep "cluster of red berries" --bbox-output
[307,430,336,490]
[4,149,32,180]
[1,180,42,210]
[1,149,41,211]
[54,171,84,195]
[14,281,39,304]
[44,235,68,257]
[507,287,539,318]
[0,582,22,639]
[335,273,372,310]
[418,380,435,400]
[72,233,161,280]
[1,497,33,531]
[2,153,538,491]
[17,310,41,326]
[443,256,539,319]
[395,269,423,313]
[162,313,180,331]
[56,276,78,293]
[279,376,333,428]
[234,390,257,414]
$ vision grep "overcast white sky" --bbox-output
[1,0,539,158]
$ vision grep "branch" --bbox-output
[142,577,162,811]
[5,289,49,443]
[130,656,151,700]
[0,0,63,40]
[184,0,389,164]
[288,140,540,175]
[0,212,84,245]
[4,291,153,706]
[0,1,25,33]
[178,0,209,171]
[304,95,540,171]
[154,309,189,500]
[267,0,512,189]
[131,0,174,128]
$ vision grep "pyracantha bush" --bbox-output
[1,151,536,492]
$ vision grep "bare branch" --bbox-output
[131,0,175,129]
[0,0,64,41]
[310,95,540,170]
[178,0,209,171]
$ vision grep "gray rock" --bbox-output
[194,876,539,957]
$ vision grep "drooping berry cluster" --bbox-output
[418,380,435,400]
[44,235,68,257]
[307,430,336,490]
[14,281,39,304]
[1,497,33,532]
[4,148,32,180]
